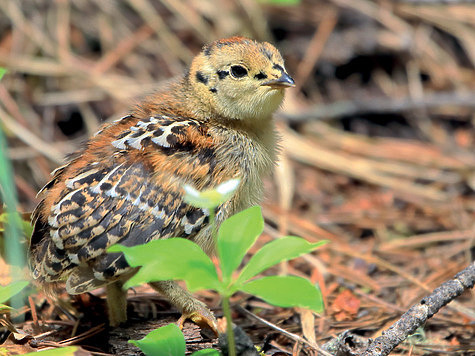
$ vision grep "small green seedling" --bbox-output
[0,280,29,348]
[109,179,327,355]
[0,347,79,355]
[0,280,28,313]
[20,347,81,355]
[130,323,219,356]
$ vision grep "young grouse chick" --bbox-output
[29,36,295,332]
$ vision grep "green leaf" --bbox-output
[21,219,34,237]
[0,212,33,236]
[0,68,6,81]
[129,323,185,356]
[241,276,323,313]
[191,349,220,355]
[23,346,79,355]
[109,238,220,291]
[217,206,263,283]
[237,237,328,285]
[0,280,28,304]
[0,304,12,312]
[184,179,240,209]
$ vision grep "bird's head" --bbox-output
[187,36,295,122]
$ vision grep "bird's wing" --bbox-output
[30,115,232,293]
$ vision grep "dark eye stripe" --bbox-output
[273,64,285,73]
[217,70,229,79]
[254,72,267,80]
[195,71,208,85]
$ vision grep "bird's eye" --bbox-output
[230,65,248,78]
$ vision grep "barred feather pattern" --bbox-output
[30,115,243,294]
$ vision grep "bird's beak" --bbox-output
[261,72,295,88]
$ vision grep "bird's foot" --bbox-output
[177,303,218,337]
[148,281,218,336]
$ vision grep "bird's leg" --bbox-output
[106,280,128,327]
[149,280,218,335]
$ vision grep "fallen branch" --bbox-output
[321,261,475,355]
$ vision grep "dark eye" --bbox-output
[230,65,248,78]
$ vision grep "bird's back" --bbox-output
[30,113,246,294]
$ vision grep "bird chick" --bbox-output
[29,36,295,333]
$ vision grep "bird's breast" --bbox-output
[211,123,277,215]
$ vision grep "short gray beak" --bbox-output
[261,72,295,88]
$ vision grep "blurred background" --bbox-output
[0,0,474,354]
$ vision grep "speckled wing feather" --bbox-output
[30,115,230,294]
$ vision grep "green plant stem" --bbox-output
[0,126,26,318]
[210,207,236,355]
[221,296,236,356]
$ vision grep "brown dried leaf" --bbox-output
[331,290,361,322]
